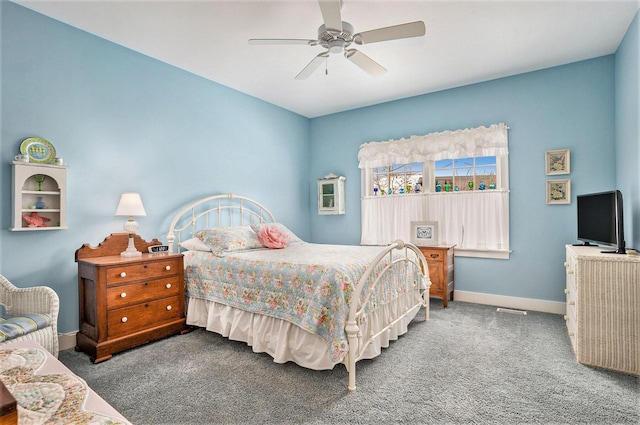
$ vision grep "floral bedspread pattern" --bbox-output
[0,348,127,425]
[184,243,424,362]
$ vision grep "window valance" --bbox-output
[358,123,509,169]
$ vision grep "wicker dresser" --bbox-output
[564,245,639,375]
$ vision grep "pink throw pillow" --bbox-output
[257,224,290,249]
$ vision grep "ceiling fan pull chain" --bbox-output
[325,56,328,75]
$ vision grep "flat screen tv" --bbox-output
[576,190,625,254]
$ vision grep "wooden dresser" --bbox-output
[418,245,455,308]
[75,233,186,363]
[0,380,17,425]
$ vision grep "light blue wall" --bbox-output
[1,3,637,334]
[615,11,640,250]
[1,2,310,333]
[309,57,618,303]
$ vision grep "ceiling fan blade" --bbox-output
[318,0,342,32]
[249,39,317,46]
[354,21,426,45]
[344,49,386,77]
[295,51,330,80]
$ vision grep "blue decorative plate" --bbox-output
[20,137,56,163]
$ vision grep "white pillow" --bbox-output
[179,237,212,252]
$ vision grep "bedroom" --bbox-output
[1,0,638,369]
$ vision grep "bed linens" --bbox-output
[184,242,424,363]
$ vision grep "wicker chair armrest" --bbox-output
[0,275,60,317]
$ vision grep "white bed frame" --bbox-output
[167,193,430,391]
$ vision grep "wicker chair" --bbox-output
[0,274,60,357]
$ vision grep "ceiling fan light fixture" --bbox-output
[328,39,345,53]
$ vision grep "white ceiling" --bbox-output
[13,0,640,118]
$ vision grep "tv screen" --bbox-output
[577,190,625,254]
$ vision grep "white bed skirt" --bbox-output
[186,293,422,370]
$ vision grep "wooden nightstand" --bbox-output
[75,233,186,363]
[418,245,455,308]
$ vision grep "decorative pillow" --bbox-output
[256,224,290,249]
[179,237,212,252]
[196,226,263,256]
[250,223,303,244]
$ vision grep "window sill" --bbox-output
[454,247,511,260]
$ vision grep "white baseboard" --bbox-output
[452,291,565,315]
[58,332,77,352]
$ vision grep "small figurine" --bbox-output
[23,212,50,227]
[479,180,486,190]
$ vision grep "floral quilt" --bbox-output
[184,243,423,362]
[0,348,128,425]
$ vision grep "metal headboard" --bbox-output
[167,193,276,253]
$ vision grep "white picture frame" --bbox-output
[545,149,571,175]
[411,221,439,246]
[546,179,571,204]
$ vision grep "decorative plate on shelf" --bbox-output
[20,137,56,163]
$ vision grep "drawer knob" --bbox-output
[166,283,172,289]
[564,289,569,294]
[165,265,171,271]
[563,262,569,267]
[563,315,568,321]
[121,317,128,323]
[166,305,172,311]
[430,254,438,258]
[120,272,127,278]
[120,292,127,298]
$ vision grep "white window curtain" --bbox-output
[358,123,509,167]
[359,124,510,258]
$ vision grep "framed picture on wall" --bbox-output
[411,221,439,246]
[545,149,571,175]
[546,179,571,204]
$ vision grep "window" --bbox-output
[371,156,498,195]
[435,156,496,192]
[372,163,423,195]
[359,124,510,259]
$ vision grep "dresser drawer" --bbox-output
[105,259,180,285]
[107,295,182,338]
[565,308,578,353]
[106,276,181,309]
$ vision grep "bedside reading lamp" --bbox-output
[115,192,147,257]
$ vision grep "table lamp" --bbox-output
[115,192,147,257]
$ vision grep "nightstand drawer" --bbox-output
[107,295,182,338]
[105,259,180,285]
[420,249,444,262]
[106,276,181,309]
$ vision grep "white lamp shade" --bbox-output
[115,193,147,217]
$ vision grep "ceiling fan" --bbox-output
[248,0,426,80]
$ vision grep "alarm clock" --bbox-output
[148,245,169,253]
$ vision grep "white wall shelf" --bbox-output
[10,161,68,231]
